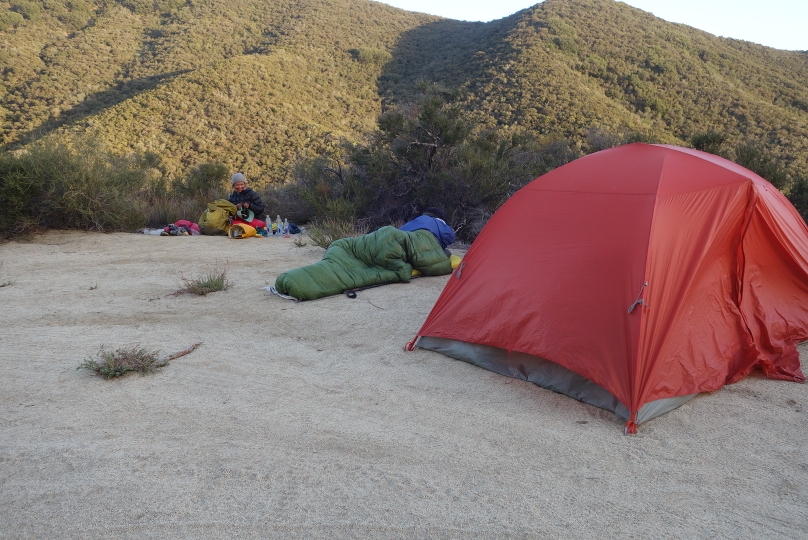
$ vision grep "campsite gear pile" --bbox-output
[199,199,238,236]
[274,226,453,301]
[161,220,200,236]
[197,199,280,238]
[409,143,808,433]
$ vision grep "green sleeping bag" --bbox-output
[275,226,453,301]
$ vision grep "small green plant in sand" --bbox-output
[78,342,203,379]
[77,345,165,379]
[177,266,229,295]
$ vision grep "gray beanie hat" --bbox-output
[231,172,246,185]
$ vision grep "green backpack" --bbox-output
[199,199,237,235]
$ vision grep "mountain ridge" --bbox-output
[2,0,807,183]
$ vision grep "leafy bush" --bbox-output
[0,153,39,235]
[271,156,367,224]
[139,161,230,227]
[734,143,789,190]
[141,180,210,229]
[0,10,24,30]
[0,138,150,236]
[691,131,727,155]
[786,176,808,222]
[0,139,235,236]
[10,1,40,20]
[270,89,580,242]
[352,47,392,66]
[172,162,230,200]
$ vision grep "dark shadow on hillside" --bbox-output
[11,70,190,148]
[378,13,522,108]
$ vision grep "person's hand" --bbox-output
[236,203,243,209]
[242,202,250,208]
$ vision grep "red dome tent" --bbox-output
[409,144,808,432]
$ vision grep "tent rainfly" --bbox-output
[408,143,808,433]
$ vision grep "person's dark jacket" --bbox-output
[228,188,265,219]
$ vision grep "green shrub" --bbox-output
[138,162,231,227]
[271,90,581,242]
[129,157,218,228]
[264,155,367,224]
[691,131,727,155]
[0,138,151,236]
[0,153,40,235]
[10,1,40,20]
[734,143,789,190]
[352,47,392,66]
[116,0,154,14]
[172,162,229,200]
[787,176,808,222]
[58,9,91,31]
[585,129,622,153]
[142,187,211,228]
[0,10,25,30]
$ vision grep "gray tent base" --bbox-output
[415,336,697,426]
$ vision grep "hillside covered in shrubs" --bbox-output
[1,0,808,239]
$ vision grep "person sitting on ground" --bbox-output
[228,172,267,230]
[399,207,456,256]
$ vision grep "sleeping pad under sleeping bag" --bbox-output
[274,226,453,301]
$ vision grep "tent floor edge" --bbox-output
[416,336,699,430]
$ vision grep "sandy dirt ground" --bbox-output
[0,230,806,538]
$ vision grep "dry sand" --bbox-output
[0,230,806,538]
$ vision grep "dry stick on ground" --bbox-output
[166,342,203,360]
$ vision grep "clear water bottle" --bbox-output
[275,215,282,235]
[283,218,290,237]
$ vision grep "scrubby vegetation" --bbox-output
[2,0,807,185]
[77,345,165,378]
[176,266,229,295]
[1,90,805,242]
[1,0,806,240]
[77,342,203,378]
[268,88,808,243]
[267,87,584,241]
[0,137,150,235]
[0,137,230,236]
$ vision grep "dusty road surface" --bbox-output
[1,231,806,538]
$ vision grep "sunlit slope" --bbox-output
[2,0,807,181]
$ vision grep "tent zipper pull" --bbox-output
[628,281,648,313]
